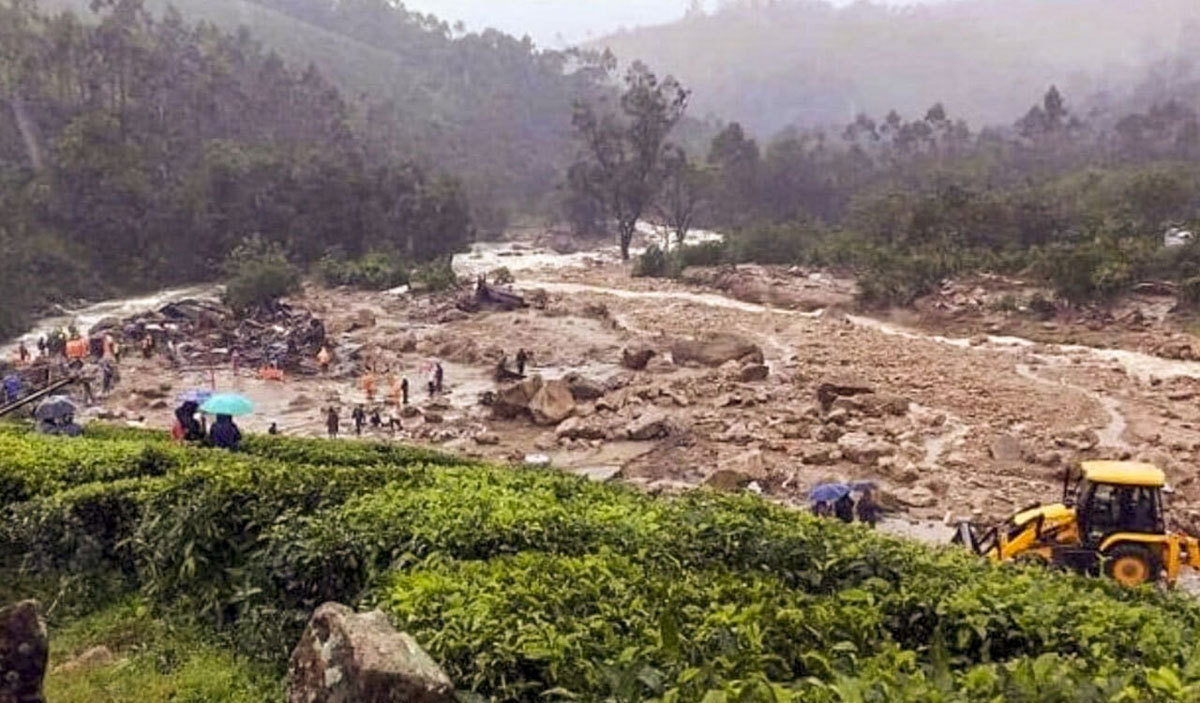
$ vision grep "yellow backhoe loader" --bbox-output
[953,460,1200,587]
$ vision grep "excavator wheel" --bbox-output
[1104,544,1159,587]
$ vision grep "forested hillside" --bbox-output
[38,0,615,232]
[0,0,471,336]
[595,0,1200,135]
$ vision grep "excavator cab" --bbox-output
[956,461,1200,587]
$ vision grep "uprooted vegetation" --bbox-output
[4,425,1200,700]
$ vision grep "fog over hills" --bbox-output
[592,0,1200,134]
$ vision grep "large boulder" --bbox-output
[621,348,656,371]
[736,363,770,383]
[529,379,576,425]
[816,377,875,410]
[288,602,455,703]
[0,600,48,703]
[564,373,606,402]
[670,334,763,367]
[704,450,767,491]
[556,416,608,441]
[837,432,898,465]
[491,376,543,420]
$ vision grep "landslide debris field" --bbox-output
[54,237,1200,532]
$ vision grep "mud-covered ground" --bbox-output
[32,231,1200,538]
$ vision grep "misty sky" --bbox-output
[403,0,943,49]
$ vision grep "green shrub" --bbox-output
[411,257,459,292]
[222,235,301,313]
[315,250,410,290]
[6,432,1200,700]
[633,243,677,278]
[677,240,729,268]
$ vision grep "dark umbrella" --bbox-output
[34,395,77,421]
[808,482,851,504]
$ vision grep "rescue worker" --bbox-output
[101,359,115,395]
[17,341,29,364]
[36,336,46,358]
[352,405,366,436]
[401,377,409,405]
[516,348,529,376]
[435,362,444,394]
[326,406,340,438]
[317,346,332,374]
[141,333,155,359]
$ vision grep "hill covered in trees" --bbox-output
[594,0,1200,136]
[0,0,473,336]
[37,0,615,233]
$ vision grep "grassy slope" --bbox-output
[45,599,281,703]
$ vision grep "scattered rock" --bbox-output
[837,432,898,465]
[0,600,48,703]
[705,450,767,491]
[473,432,500,446]
[621,348,656,371]
[421,411,444,424]
[555,416,608,441]
[564,373,606,402]
[54,645,115,674]
[624,411,672,441]
[816,378,874,410]
[801,446,836,465]
[988,434,1024,463]
[670,334,764,367]
[897,486,937,508]
[529,379,576,425]
[736,364,770,383]
[287,602,455,703]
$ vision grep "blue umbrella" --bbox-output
[177,388,213,404]
[808,482,851,504]
[199,393,254,417]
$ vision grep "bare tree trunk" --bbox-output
[6,95,44,172]
[619,221,636,260]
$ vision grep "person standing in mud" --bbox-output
[37,336,46,359]
[516,349,529,376]
[317,346,332,374]
[855,489,879,528]
[17,341,29,364]
[435,362,444,394]
[834,494,855,524]
[401,377,409,405]
[141,333,155,359]
[326,406,340,438]
[352,405,366,436]
[101,359,115,395]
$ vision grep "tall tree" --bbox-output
[569,61,689,259]
[656,145,711,247]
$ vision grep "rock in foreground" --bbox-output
[0,600,48,703]
[288,602,454,703]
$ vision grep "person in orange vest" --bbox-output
[361,370,378,402]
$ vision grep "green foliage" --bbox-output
[45,598,282,703]
[411,257,459,292]
[8,429,1200,701]
[221,236,302,313]
[633,243,681,279]
[677,240,729,268]
[0,0,473,327]
[315,250,410,290]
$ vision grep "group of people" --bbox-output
[812,487,880,528]
[327,404,403,438]
[172,401,242,451]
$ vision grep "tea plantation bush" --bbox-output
[4,427,1200,701]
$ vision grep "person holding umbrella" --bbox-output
[199,393,253,451]
[209,414,242,451]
